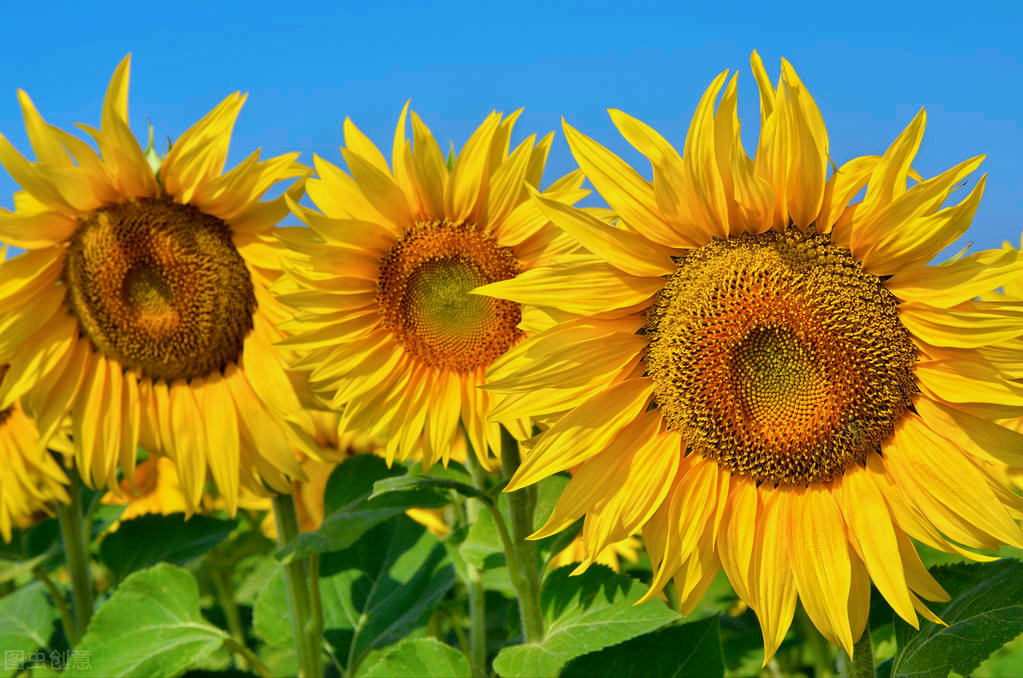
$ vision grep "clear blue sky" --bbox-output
[1,0,1019,254]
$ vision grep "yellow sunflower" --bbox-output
[0,392,69,541]
[478,52,1023,662]
[0,55,317,514]
[278,106,585,468]
[549,535,641,573]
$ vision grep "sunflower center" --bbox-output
[64,197,256,382]
[645,227,916,485]
[377,221,522,372]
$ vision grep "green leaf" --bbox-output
[255,515,456,675]
[0,547,56,584]
[560,615,724,678]
[322,515,455,673]
[251,571,291,649]
[280,455,447,562]
[359,637,470,678]
[65,563,228,678]
[492,565,678,678]
[890,558,1023,678]
[371,475,492,504]
[99,514,234,583]
[0,582,57,663]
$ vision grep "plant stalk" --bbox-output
[463,449,490,677]
[55,465,94,644]
[840,624,876,678]
[272,492,324,678]
[499,426,545,643]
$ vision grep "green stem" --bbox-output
[272,493,324,678]
[208,558,248,671]
[33,567,76,646]
[839,624,876,678]
[56,466,94,644]
[499,426,545,643]
[462,451,489,677]
[223,636,274,678]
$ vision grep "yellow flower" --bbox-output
[0,55,317,514]
[101,456,190,521]
[549,535,641,573]
[479,53,1023,662]
[0,394,69,541]
[278,105,585,469]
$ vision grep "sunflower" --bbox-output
[0,384,70,541]
[278,106,586,468]
[549,535,641,573]
[477,52,1023,662]
[0,55,317,514]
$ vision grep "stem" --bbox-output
[839,624,876,678]
[272,493,324,678]
[798,606,836,678]
[462,451,489,677]
[208,558,248,672]
[499,427,545,643]
[56,466,94,644]
[33,567,76,646]
[223,636,273,678]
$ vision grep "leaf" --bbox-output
[560,616,725,678]
[371,475,492,504]
[255,515,456,675]
[492,565,679,678]
[0,582,57,662]
[359,637,471,678]
[280,456,447,562]
[0,548,55,584]
[890,559,1023,678]
[99,514,235,583]
[65,563,228,678]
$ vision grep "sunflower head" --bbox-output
[478,52,1023,662]
[278,104,587,469]
[0,54,316,513]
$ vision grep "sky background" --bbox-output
[0,0,1019,255]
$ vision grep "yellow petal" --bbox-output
[473,261,662,316]
[837,466,917,625]
[886,247,1023,308]
[505,378,653,491]
[563,120,683,248]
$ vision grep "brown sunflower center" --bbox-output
[377,221,522,372]
[645,227,916,485]
[64,197,256,382]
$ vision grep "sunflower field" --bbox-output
[1,42,1023,678]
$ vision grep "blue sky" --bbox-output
[1,0,1019,253]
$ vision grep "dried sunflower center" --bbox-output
[64,197,256,382]
[377,221,522,372]
[645,228,916,485]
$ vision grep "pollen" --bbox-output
[645,227,916,485]
[64,197,256,382]
[377,221,522,372]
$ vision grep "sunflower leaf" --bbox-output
[0,582,57,669]
[64,563,228,678]
[370,475,492,505]
[559,615,725,678]
[492,565,678,678]
[280,455,447,562]
[890,558,1023,678]
[360,637,471,678]
[255,515,455,675]
[99,514,235,584]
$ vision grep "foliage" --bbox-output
[4,458,1023,678]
